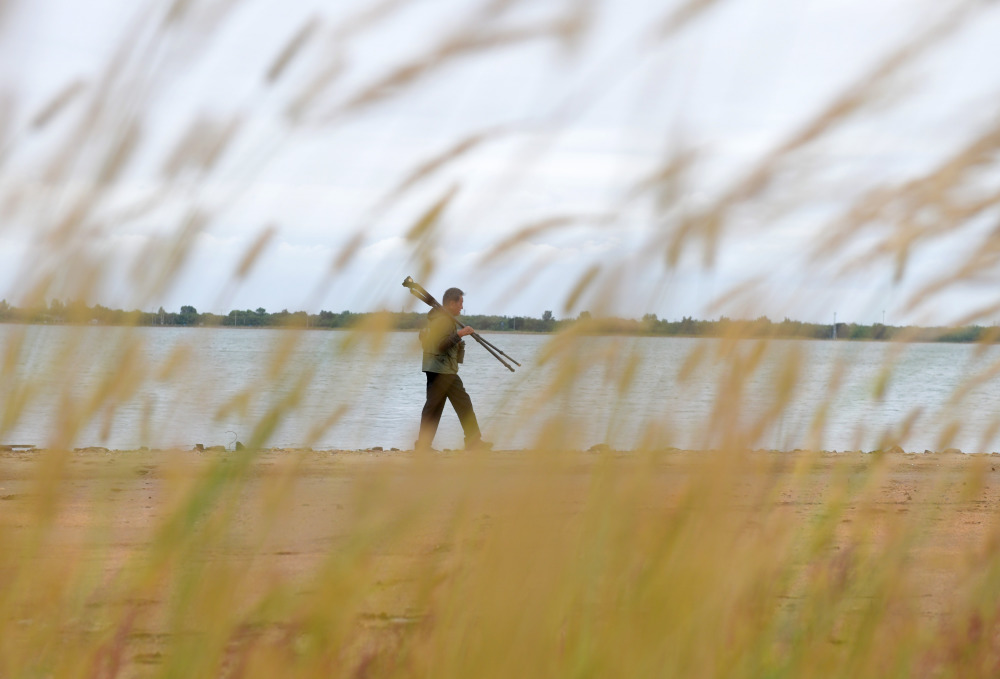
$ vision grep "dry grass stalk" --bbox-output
[3,0,1000,676]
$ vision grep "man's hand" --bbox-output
[458,326,475,337]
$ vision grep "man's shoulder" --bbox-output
[427,309,452,328]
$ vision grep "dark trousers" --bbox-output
[417,372,482,448]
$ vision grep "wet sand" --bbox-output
[1,447,997,673]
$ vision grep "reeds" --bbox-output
[3,0,1000,676]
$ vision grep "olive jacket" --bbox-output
[420,307,465,374]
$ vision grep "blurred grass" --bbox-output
[2,449,999,677]
[4,0,1000,676]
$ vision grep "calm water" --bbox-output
[2,325,1000,452]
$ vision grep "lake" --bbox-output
[2,325,1000,452]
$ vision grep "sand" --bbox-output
[1,447,997,674]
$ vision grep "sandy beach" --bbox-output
[2,447,998,676]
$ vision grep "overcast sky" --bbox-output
[1,0,998,324]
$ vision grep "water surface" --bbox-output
[2,326,999,452]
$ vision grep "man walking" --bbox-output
[415,287,492,452]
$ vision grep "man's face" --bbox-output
[445,296,464,316]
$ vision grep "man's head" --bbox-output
[442,287,464,315]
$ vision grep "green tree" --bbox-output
[178,305,198,325]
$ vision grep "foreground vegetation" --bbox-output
[4,0,1000,674]
[3,447,1000,678]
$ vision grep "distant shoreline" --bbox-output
[0,319,996,344]
[2,301,992,342]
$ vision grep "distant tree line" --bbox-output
[0,299,997,343]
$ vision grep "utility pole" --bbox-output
[832,312,837,340]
